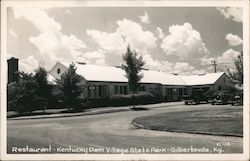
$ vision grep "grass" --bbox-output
[132,107,243,136]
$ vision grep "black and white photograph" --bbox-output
[1,1,249,160]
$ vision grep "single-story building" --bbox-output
[49,62,233,102]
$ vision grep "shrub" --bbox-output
[108,92,156,107]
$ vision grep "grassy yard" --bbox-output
[132,107,243,136]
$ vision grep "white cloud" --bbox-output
[139,12,150,24]
[201,57,214,66]
[82,50,105,59]
[217,7,242,22]
[156,27,165,39]
[201,49,241,72]
[117,19,157,52]
[86,29,126,52]
[65,10,72,15]
[76,49,106,65]
[19,55,39,73]
[13,7,61,33]
[9,29,18,39]
[173,62,195,74]
[87,18,157,54]
[142,54,198,75]
[161,23,209,61]
[225,33,242,46]
[95,59,106,65]
[191,69,206,75]
[219,49,241,63]
[12,7,86,71]
[142,54,173,71]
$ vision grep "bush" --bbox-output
[108,92,157,107]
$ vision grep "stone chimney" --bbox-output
[7,57,19,83]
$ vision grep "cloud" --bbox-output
[161,23,209,61]
[225,33,242,46]
[217,7,242,22]
[86,29,126,52]
[142,54,173,71]
[87,18,157,54]
[219,48,241,63]
[201,49,241,72]
[9,29,18,39]
[201,57,214,66]
[13,7,61,33]
[156,27,165,39]
[82,50,105,59]
[76,49,106,66]
[142,54,198,75]
[65,10,72,15]
[139,12,150,24]
[173,62,195,74]
[12,7,86,71]
[19,55,39,73]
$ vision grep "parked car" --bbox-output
[183,89,208,105]
[231,90,243,106]
[211,90,231,105]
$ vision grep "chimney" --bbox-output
[77,61,86,65]
[7,57,19,83]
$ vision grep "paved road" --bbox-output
[7,104,243,154]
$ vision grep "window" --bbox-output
[124,86,128,95]
[103,86,107,97]
[57,68,61,74]
[119,86,123,94]
[178,88,183,96]
[167,88,173,95]
[99,86,103,97]
[88,86,92,98]
[115,85,118,94]
[183,88,188,95]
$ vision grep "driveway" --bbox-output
[7,103,243,154]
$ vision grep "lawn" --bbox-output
[132,107,243,136]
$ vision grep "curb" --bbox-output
[131,120,243,138]
[8,108,131,120]
[8,102,184,120]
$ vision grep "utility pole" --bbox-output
[211,60,217,73]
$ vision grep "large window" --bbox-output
[114,85,128,95]
[183,88,188,95]
[88,85,107,98]
[115,85,118,94]
[178,88,183,96]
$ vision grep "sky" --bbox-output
[7,6,243,75]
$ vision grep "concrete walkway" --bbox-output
[8,101,183,120]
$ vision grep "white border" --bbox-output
[1,1,249,160]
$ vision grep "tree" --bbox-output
[122,45,145,108]
[8,72,39,115]
[56,63,85,111]
[226,51,243,85]
[34,66,51,112]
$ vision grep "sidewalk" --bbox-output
[8,101,183,120]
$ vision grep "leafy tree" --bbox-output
[56,63,85,111]
[34,66,51,112]
[7,72,39,115]
[226,51,243,85]
[122,45,145,108]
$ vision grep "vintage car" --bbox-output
[183,89,208,105]
[211,90,231,105]
[231,90,243,106]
